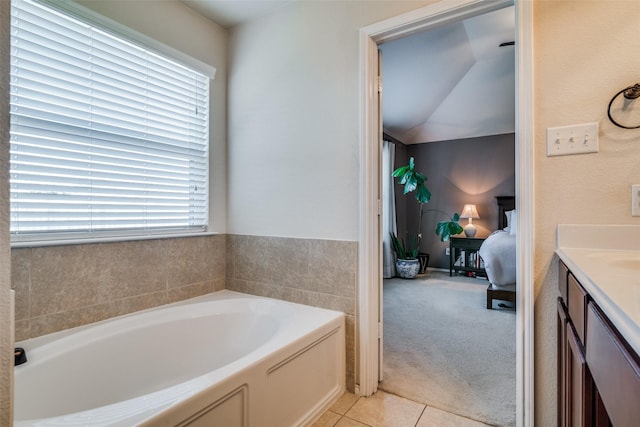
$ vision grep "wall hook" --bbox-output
[623,84,640,100]
[607,83,640,129]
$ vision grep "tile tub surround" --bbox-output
[12,234,226,341]
[226,234,357,391]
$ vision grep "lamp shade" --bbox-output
[460,204,480,219]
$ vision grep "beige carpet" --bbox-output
[379,272,516,427]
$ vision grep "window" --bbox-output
[10,0,211,243]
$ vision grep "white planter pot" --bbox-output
[395,259,420,279]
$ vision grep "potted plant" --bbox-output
[390,157,463,278]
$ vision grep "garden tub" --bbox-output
[14,290,345,426]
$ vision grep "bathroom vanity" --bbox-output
[556,225,640,427]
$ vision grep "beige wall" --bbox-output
[0,0,12,424]
[227,0,435,240]
[534,1,640,424]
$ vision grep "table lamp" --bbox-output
[460,204,480,237]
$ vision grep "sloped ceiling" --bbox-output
[380,6,515,144]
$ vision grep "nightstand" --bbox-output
[449,237,486,277]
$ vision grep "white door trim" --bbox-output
[357,1,534,426]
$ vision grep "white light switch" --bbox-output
[546,122,599,156]
[632,185,640,217]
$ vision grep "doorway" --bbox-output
[357,1,534,426]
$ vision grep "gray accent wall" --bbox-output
[398,133,515,269]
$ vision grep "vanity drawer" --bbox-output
[586,302,640,427]
[567,273,587,345]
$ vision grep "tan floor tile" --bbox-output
[331,391,359,415]
[345,390,425,427]
[312,410,342,427]
[336,417,372,427]
[416,406,492,427]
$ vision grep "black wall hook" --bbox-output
[607,83,640,129]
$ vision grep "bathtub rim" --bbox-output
[15,289,344,350]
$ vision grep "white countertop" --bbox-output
[556,224,640,356]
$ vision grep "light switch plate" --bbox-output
[546,122,599,156]
[632,185,640,217]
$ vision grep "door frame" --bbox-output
[357,1,534,426]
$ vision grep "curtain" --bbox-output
[382,140,397,278]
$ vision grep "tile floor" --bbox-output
[312,390,492,427]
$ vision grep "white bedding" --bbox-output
[479,230,516,287]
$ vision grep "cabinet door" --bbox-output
[566,322,592,427]
[586,302,640,427]
[558,298,568,427]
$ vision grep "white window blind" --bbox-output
[10,0,210,241]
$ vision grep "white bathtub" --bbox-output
[14,290,345,426]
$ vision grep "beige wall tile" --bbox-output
[30,302,112,337]
[14,234,225,339]
[30,244,112,317]
[226,235,237,279]
[212,277,225,292]
[269,236,310,288]
[210,234,226,280]
[345,315,355,376]
[11,248,30,320]
[166,236,212,288]
[108,239,167,299]
[108,291,167,318]
[166,281,211,304]
[232,235,276,282]
[14,319,30,343]
[308,240,357,298]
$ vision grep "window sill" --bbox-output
[11,231,222,249]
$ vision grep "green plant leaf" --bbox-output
[392,165,409,178]
[435,220,463,242]
[415,185,431,204]
[403,173,417,194]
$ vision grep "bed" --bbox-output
[478,196,516,309]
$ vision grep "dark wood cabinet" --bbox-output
[558,260,640,427]
[558,295,593,427]
[566,320,592,427]
[558,299,568,427]
[586,302,640,427]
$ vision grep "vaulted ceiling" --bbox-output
[180,1,515,145]
[380,5,515,144]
